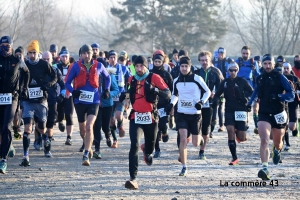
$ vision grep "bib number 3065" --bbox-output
[135,112,152,124]
[0,93,12,105]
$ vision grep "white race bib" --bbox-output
[135,112,152,124]
[274,111,287,124]
[79,90,94,103]
[158,108,167,118]
[28,87,43,99]
[0,93,12,105]
[202,100,210,108]
[235,111,247,121]
[179,99,193,109]
[63,68,68,76]
[113,94,120,102]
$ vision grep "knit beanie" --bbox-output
[134,55,148,67]
[28,40,40,53]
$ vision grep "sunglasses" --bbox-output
[229,69,237,72]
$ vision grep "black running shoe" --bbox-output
[20,157,30,167]
[258,168,270,180]
[65,138,72,145]
[153,151,161,158]
[58,122,65,132]
[272,148,281,165]
[162,133,169,143]
[106,138,112,147]
[179,167,187,176]
[125,179,138,190]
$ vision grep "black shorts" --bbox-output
[176,113,201,135]
[224,111,248,131]
[74,103,99,123]
[288,105,297,123]
[258,113,287,129]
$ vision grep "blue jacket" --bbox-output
[101,68,119,107]
[107,63,131,93]
[235,58,260,86]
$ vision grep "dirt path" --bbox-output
[1,113,300,200]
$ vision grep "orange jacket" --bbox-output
[292,67,300,79]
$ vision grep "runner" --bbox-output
[165,56,211,176]
[0,36,29,173]
[212,62,253,165]
[65,44,111,166]
[248,54,294,180]
[20,40,57,166]
[121,55,171,189]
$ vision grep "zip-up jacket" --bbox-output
[107,63,131,93]
[101,68,120,107]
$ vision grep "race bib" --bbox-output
[0,93,12,105]
[63,68,68,76]
[274,111,287,124]
[202,100,210,108]
[113,94,120,102]
[235,111,247,121]
[135,112,152,124]
[28,87,43,99]
[179,99,193,109]
[158,108,167,118]
[79,90,94,103]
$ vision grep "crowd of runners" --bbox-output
[0,36,299,190]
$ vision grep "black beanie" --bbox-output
[153,54,164,61]
[178,49,188,57]
[15,46,24,54]
[132,55,137,63]
[80,44,92,54]
[134,55,148,67]
[277,55,285,63]
[173,48,179,54]
[179,56,191,66]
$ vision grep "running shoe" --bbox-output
[292,130,299,137]
[254,128,259,134]
[179,167,187,176]
[198,152,206,160]
[106,137,112,147]
[111,140,118,148]
[209,132,213,138]
[58,122,65,132]
[140,143,153,166]
[162,133,169,143]
[93,151,102,159]
[20,157,30,167]
[153,151,161,158]
[44,150,52,158]
[258,168,270,180]
[229,158,239,165]
[8,145,15,158]
[125,179,138,190]
[13,126,22,140]
[82,155,90,166]
[117,126,125,137]
[0,160,7,174]
[65,138,72,145]
[284,145,290,151]
[218,126,225,132]
[272,148,281,165]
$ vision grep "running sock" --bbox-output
[228,140,237,160]
[253,114,258,128]
[284,132,290,146]
[182,164,187,168]
[200,150,204,154]
[83,150,89,157]
[67,135,71,139]
[23,132,30,157]
[262,162,268,169]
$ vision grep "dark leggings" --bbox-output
[46,104,57,129]
[154,116,168,152]
[93,106,113,151]
[129,119,157,180]
[57,97,74,125]
[0,100,18,159]
[201,107,212,135]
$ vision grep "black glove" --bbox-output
[211,100,218,108]
[72,90,82,98]
[40,84,50,91]
[269,94,281,102]
[119,92,128,102]
[165,103,173,114]
[246,104,252,112]
[102,89,110,99]
[150,87,159,95]
[20,88,28,99]
[195,101,203,110]
[56,94,64,104]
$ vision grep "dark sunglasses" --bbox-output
[229,69,237,72]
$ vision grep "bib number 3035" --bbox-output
[28,88,43,99]
[79,90,94,103]
[0,93,12,105]
[274,111,287,124]
[135,112,152,124]
[235,111,247,121]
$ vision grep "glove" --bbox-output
[40,84,50,91]
[20,88,28,99]
[269,94,281,102]
[119,92,127,102]
[151,87,159,95]
[72,90,82,98]
[56,94,64,104]
[165,103,173,114]
[195,101,203,110]
[102,89,110,99]
[246,104,252,112]
[211,100,218,108]
[60,89,66,97]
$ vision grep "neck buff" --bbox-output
[28,57,40,65]
[134,69,149,81]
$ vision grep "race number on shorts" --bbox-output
[158,108,167,118]
[274,111,287,124]
[28,87,43,99]
[135,112,152,124]
[202,100,210,108]
[235,111,247,121]
[79,90,94,103]
[179,99,193,109]
[0,93,12,105]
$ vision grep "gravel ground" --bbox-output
[1,113,300,200]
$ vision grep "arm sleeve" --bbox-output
[65,64,78,93]
[195,75,211,103]
[212,80,225,102]
[20,67,30,90]
[280,74,295,102]
[244,78,254,96]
